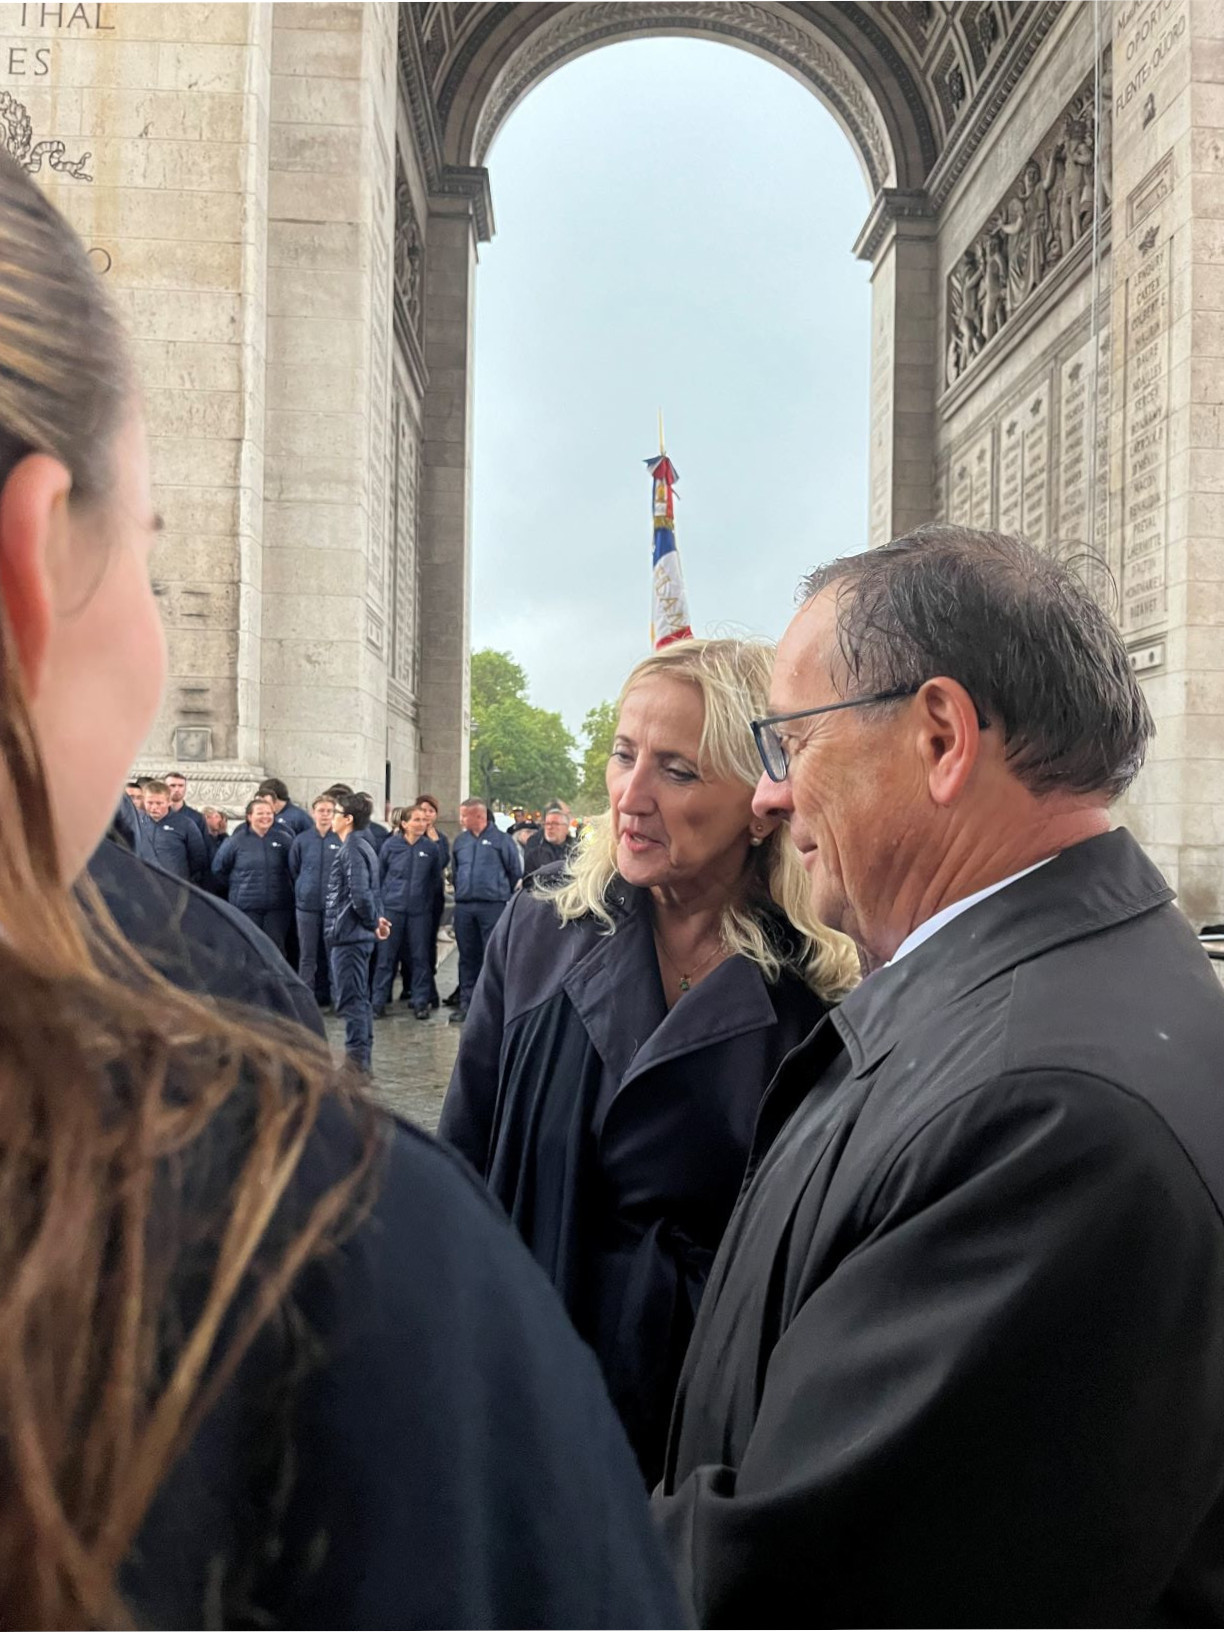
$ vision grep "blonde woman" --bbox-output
[440,638,858,1484]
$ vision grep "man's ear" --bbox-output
[914,677,983,808]
[0,453,72,698]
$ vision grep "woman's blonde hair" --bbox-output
[541,637,859,999]
[0,147,379,1626]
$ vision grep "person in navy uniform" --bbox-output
[257,776,312,837]
[373,803,444,1020]
[449,797,521,1024]
[288,792,343,1011]
[415,792,450,1008]
[163,770,208,839]
[210,793,296,953]
[142,778,209,885]
[324,791,390,1072]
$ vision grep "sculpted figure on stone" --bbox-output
[946,245,985,383]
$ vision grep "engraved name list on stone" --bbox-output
[1057,330,1111,550]
[1122,238,1171,633]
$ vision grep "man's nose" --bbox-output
[752,769,792,822]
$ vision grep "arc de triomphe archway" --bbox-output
[8,2,1222,921]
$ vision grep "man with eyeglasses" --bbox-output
[654,525,1224,1626]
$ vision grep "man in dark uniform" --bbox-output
[656,526,1224,1627]
[143,778,209,885]
[522,801,577,882]
[164,770,208,839]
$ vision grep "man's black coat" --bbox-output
[655,829,1224,1627]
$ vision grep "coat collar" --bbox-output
[831,828,1173,1079]
[561,879,779,1089]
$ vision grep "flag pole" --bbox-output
[658,408,665,456]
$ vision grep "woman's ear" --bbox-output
[0,453,72,698]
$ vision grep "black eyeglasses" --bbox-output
[751,683,989,783]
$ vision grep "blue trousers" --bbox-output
[372,910,434,1010]
[329,941,374,1071]
[296,908,330,1005]
[454,900,506,1008]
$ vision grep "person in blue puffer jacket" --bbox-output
[373,804,444,1020]
[449,797,521,1023]
[210,794,296,954]
[288,792,344,1010]
[324,791,390,1072]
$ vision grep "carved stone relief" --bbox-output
[0,88,91,179]
[389,384,420,712]
[394,168,423,338]
[946,58,1111,387]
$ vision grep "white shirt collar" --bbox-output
[887,857,1054,967]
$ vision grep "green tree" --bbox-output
[471,648,528,715]
[469,649,578,812]
[576,699,618,813]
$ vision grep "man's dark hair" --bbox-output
[257,777,290,803]
[163,770,186,783]
[460,797,489,816]
[143,779,169,798]
[245,794,273,818]
[337,791,373,830]
[135,776,153,789]
[802,525,1154,800]
[323,782,354,801]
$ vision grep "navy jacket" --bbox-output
[87,834,323,1036]
[288,827,344,914]
[365,819,390,855]
[324,834,382,947]
[147,809,209,884]
[123,1097,682,1629]
[380,831,444,915]
[440,878,828,1485]
[174,801,209,839]
[656,831,1224,1627]
[523,831,577,882]
[212,826,295,913]
[111,796,153,861]
[275,801,313,838]
[452,824,521,904]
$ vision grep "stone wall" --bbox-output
[1,0,436,816]
[1107,0,1224,925]
[1,1,275,795]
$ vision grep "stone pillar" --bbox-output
[1109,0,1224,924]
[7,1,274,803]
[261,0,397,806]
[417,184,483,821]
[856,190,938,548]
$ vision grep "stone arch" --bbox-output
[411,2,943,810]
[438,2,937,197]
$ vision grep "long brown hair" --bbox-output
[0,151,379,1626]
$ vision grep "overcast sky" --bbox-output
[470,37,873,740]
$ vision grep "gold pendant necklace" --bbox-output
[658,934,725,995]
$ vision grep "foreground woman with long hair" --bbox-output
[0,150,679,1628]
[440,638,859,1485]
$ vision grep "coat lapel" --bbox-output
[560,881,783,1101]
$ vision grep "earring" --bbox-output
[749,833,763,847]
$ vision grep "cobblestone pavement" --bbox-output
[323,947,461,1133]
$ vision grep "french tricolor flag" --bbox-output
[645,442,693,650]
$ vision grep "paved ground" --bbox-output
[322,943,461,1133]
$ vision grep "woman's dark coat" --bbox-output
[438,875,829,1484]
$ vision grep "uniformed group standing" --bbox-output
[120,772,545,1074]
